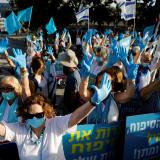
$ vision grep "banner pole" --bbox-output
[133,0,136,37]
[88,7,90,30]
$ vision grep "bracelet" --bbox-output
[89,99,97,106]
[21,72,29,78]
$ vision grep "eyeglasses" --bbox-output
[25,112,44,119]
[0,87,15,92]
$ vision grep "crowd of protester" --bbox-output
[0,26,159,159]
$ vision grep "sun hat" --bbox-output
[58,49,78,68]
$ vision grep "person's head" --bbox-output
[58,49,78,75]
[17,93,56,128]
[141,50,152,64]
[59,39,65,47]
[0,76,22,101]
[95,46,109,66]
[31,56,45,75]
[95,66,124,92]
[31,35,36,41]
[26,47,35,56]
[132,46,141,64]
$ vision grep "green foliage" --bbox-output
[13,0,160,29]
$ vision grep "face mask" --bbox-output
[96,57,103,63]
[115,36,118,40]
[2,92,16,101]
[142,63,148,67]
[26,117,45,128]
[43,56,48,61]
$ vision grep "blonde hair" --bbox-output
[0,76,22,96]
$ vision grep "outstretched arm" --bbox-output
[79,52,94,101]
[0,123,6,137]
[9,49,31,99]
[140,79,160,100]
[69,73,112,127]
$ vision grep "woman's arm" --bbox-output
[69,73,111,127]
[140,79,160,100]
[0,123,6,137]
[20,68,31,99]
[68,101,95,127]
[79,78,92,101]
[5,51,16,68]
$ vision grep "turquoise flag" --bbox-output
[4,11,22,35]
[143,25,155,38]
[17,6,33,22]
[119,36,131,54]
[46,17,57,34]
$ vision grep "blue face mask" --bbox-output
[96,57,103,63]
[2,92,16,101]
[26,117,45,128]
[43,56,48,61]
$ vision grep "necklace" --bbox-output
[30,128,45,145]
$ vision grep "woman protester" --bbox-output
[0,49,31,123]
[29,46,57,102]
[0,72,111,160]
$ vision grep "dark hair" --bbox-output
[17,93,56,122]
[31,56,44,73]
[95,66,124,92]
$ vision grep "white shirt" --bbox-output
[1,114,76,160]
[107,99,119,123]
[2,102,10,122]
[76,37,82,45]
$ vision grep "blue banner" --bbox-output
[17,6,33,23]
[4,11,22,35]
[63,123,120,160]
[46,17,57,35]
[123,113,160,160]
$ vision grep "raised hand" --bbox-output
[119,46,129,67]
[106,49,119,68]
[47,46,54,56]
[8,49,26,69]
[127,63,139,80]
[90,73,112,106]
[80,52,94,78]
[0,37,9,54]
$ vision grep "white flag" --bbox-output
[75,7,89,23]
[121,0,136,21]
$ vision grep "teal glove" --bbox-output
[80,53,94,78]
[9,49,26,69]
[56,33,59,38]
[119,46,129,67]
[67,32,71,38]
[47,46,54,56]
[44,44,47,50]
[106,50,119,68]
[35,42,42,52]
[0,37,9,54]
[128,63,139,80]
[90,73,112,106]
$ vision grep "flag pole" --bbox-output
[88,7,90,31]
[133,0,136,37]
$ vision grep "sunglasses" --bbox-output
[25,112,44,119]
[0,87,15,92]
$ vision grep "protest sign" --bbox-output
[123,113,160,160]
[63,123,120,160]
